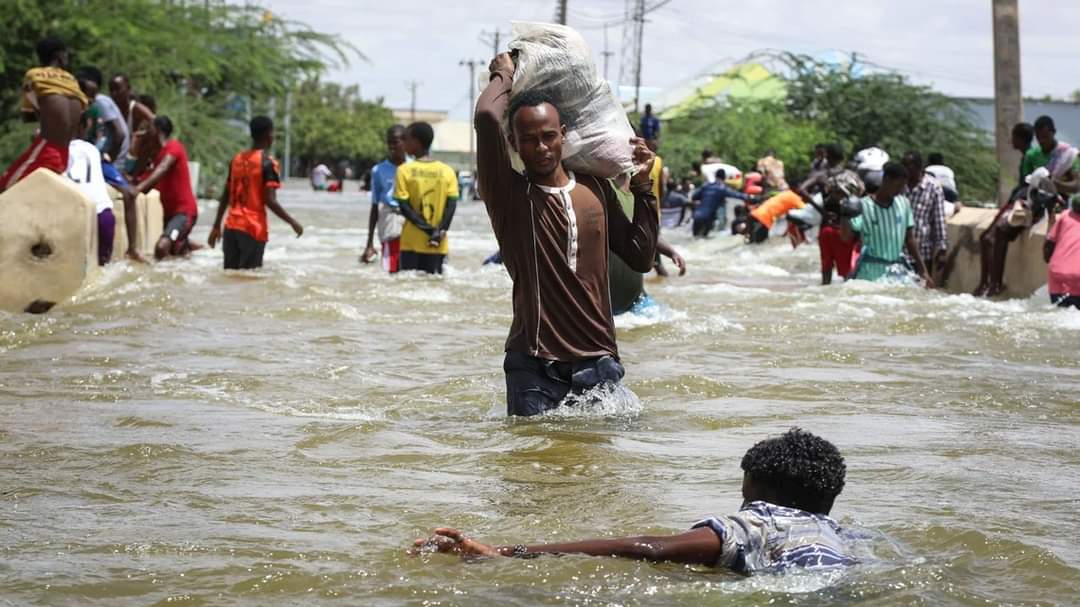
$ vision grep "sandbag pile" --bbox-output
[507,22,635,178]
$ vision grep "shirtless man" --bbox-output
[475,53,658,417]
[0,37,88,191]
[108,74,156,176]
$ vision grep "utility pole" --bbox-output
[992,0,1022,203]
[556,0,567,25]
[632,0,645,113]
[283,89,292,179]
[459,60,481,170]
[479,29,506,57]
[602,24,614,82]
[405,80,420,121]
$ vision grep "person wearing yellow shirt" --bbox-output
[0,37,88,191]
[393,122,460,274]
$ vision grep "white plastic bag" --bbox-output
[507,21,635,178]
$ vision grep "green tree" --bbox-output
[781,53,998,202]
[661,99,835,185]
[289,79,395,177]
[0,0,363,195]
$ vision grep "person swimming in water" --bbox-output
[412,428,855,574]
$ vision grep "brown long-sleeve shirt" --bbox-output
[474,70,658,362]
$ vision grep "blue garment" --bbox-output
[370,159,399,210]
[640,114,660,140]
[692,182,748,223]
[692,501,856,574]
[100,162,128,188]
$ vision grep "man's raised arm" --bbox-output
[474,54,517,207]
[607,138,659,273]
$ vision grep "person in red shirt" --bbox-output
[1044,191,1080,309]
[131,115,199,259]
[207,116,303,269]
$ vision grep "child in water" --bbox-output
[412,428,855,575]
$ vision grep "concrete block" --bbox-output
[941,206,1048,298]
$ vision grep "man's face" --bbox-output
[1011,131,1028,152]
[1036,126,1056,152]
[901,159,921,184]
[109,77,130,103]
[879,176,906,199]
[387,131,406,162]
[79,79,98,98]
[511,103,564,178]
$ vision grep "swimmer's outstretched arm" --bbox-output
[411,527,720,566]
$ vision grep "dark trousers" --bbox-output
[1051,294,1080,309]
[400,251,445,274]
[223,229,266,269]
[504,351,625,416]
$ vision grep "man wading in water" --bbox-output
[474,52,658,417]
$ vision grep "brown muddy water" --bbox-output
[2,183,1078,606]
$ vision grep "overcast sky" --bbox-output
[262,0,1080,119]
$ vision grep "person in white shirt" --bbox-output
[311,162,333,191]
[924,152,958,206]
[66,137,142,264]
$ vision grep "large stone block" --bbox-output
[0,169,97,313]
[941,207,1048,298]
[107,187,164,261]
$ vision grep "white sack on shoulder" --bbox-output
[507,21,635,178]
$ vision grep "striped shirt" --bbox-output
[849,194,914,281]
[692,501,856,574]
[907,174,948,261]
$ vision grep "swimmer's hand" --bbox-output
[411,527,501,559]
[489,53,515,76]
[207,224,221,248]
[291,221,304,238]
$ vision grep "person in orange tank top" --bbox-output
[208,116,303,269]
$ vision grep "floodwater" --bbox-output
[2,183,1078,606]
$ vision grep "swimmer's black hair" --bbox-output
[386,124,406,139]
[741,428,846,514]
[508,90,560,133]
[927,152,944,166]
[249,115,273,141]
[1034,115,1056,133]
[37,36,67,65]
[406,121,434,151]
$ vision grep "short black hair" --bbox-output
[1012,122,1034,146]
[406,121,434,150]
[741,428,846,514]
[78,66,104,87]
[714,168,726,181]
[37,36,67,65]
[386,124,406,139]
[249,115,273,140]
[882,161,908,182]
[508,90,559,133]
[901,150,922,168]
[814,143,826,151]
[153,115,174,138]
[644,103,653,112]
[927,152,944,166]
[825,143,844,164]
[1034,115,1056,132]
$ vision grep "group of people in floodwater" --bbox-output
[8,37,1080,582]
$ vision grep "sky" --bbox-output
[261,0,1080,119]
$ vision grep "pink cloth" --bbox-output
[1047,211,1080,295]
